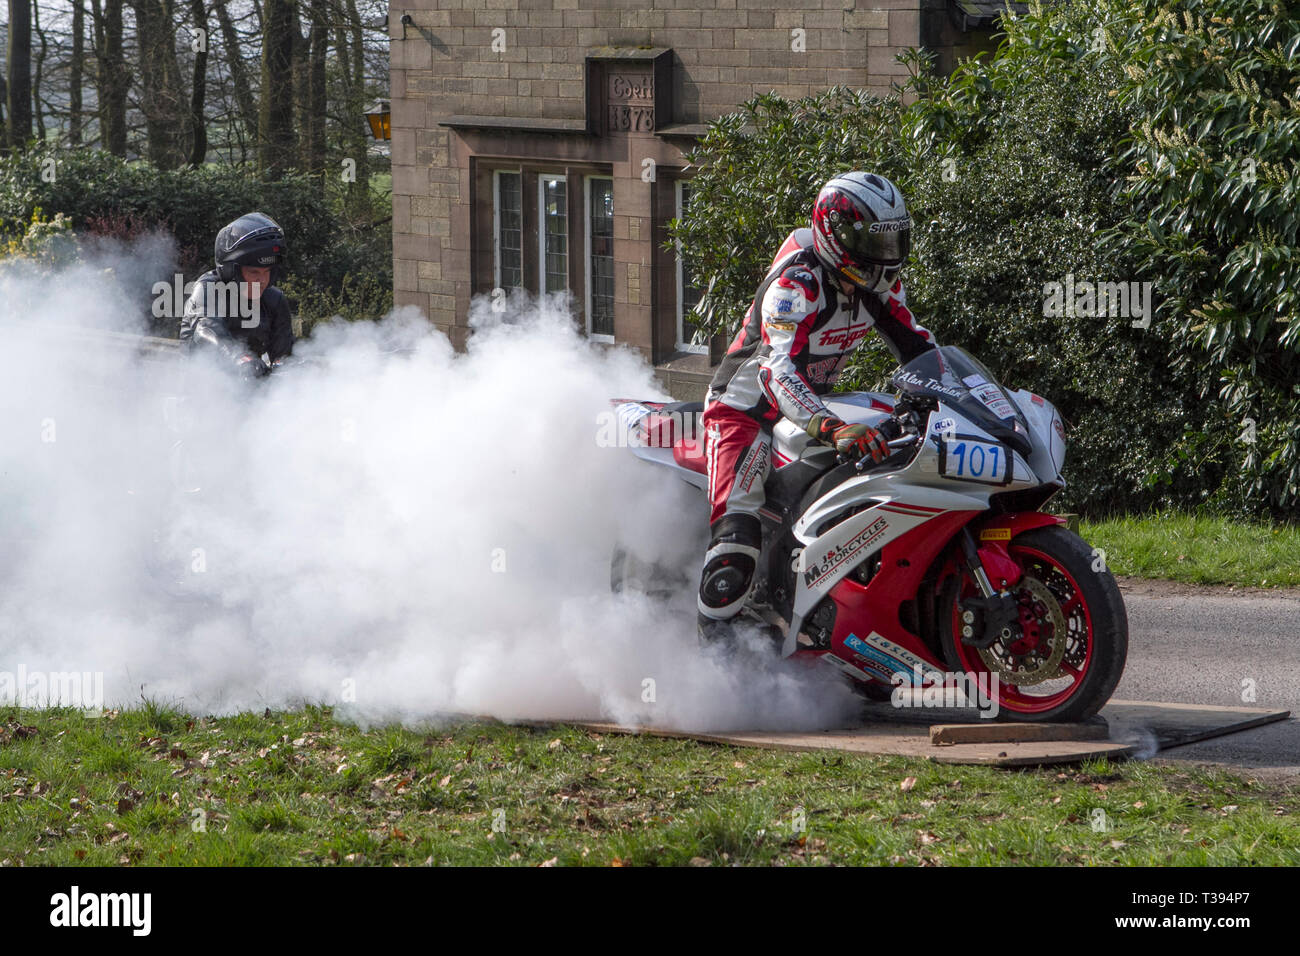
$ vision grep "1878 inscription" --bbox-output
[606,71,654,132]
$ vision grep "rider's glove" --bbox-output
[236,353,271,379]
[806,413,889,464]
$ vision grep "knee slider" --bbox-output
[699,549,757,612]
[699,512,762,618]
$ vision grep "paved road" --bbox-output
[1111,578,1300,780]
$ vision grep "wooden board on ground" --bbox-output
[564,720,1135,766]
[930,718,1108,746]
[526,700,1290,768]
[1102,699,1291,750]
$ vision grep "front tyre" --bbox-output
[938,525,1128,722]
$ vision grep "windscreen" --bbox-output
[891,346,1032,454]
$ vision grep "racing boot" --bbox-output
[696,513,761,644]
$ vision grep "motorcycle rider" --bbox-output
[180,212,294,377]
[697,171,938,640]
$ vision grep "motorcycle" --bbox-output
[609,345,1128,722]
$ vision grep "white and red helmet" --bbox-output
[810,171,911,294]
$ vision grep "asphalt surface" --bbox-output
[1111,577,1300,781]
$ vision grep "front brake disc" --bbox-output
[977,575,1067,686]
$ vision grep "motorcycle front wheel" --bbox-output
[938,525,1129,723]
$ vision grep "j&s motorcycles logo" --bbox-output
[803,516,889,588]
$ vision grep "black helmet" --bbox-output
[214,212,287,281]
[810,172,911,294]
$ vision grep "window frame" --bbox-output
[675,179,708,354]
[537,173,569,297]
[492,169,524,294]
[584,174,616,343]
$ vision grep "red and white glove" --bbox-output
[806,413,889,464]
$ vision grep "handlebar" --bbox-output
[852,430,920,472]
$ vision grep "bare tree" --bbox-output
[70,0,86,145]
[32,0,47,140]
[305,0,326,174]
[131,0,187,168]
[331,0,368,200]
[0,0,387,171]
[258,0,295,178]
[214,0,258,153]
[92,0,129,155]
[188,0,209,165]
[7,0,33,149]
[291,0,306,162]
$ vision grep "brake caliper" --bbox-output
[957,591,1020,649]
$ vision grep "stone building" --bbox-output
[389,0,1015,398]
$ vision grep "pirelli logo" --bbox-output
[979,528,1012,541]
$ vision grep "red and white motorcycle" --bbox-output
[610,345,1128,722]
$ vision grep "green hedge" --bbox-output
[1102,0,1300,515]
[0,145,393,332]
[670,0,1300,519]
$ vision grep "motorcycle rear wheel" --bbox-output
[609,547,690,603]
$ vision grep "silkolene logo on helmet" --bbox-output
[868,218,911,234]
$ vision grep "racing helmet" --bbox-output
[214,212,287,282]
[810,172,911,294]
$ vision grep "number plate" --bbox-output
[939,436,1012,485]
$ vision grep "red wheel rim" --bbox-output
[949,544,1095,714]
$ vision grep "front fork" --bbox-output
[956,527,1020,650]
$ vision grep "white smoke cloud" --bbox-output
[0,244,860,733]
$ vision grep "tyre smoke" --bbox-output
[0,243,860,733]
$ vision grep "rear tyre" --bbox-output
[938,525,1128,723]
[609,546,690,603]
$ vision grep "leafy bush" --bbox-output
[280,269,393,332]
[0,147,335,273]
[0,209,81,269]
[898,4,1212,514]
[669,0,1300,518]
[1100,0,1300,515]
[0,146,394,333]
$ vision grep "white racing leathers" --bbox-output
[697,227,937,625]
[706,227,937,434]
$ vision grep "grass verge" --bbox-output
[1078,513,1300,587]
[1,704,1296,866]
